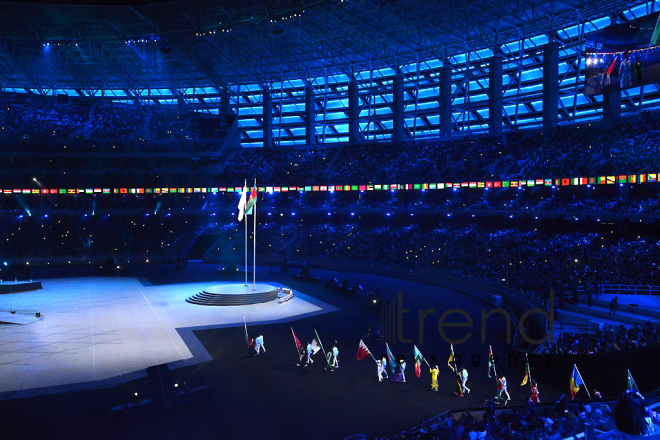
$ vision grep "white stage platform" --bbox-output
[0,277,337,398]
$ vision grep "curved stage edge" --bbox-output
[186,283,279,306]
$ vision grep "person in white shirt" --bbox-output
[305,342,314,366]
[255,334,265,355]
[460,367,471,395]
[377,357,388,382]
[332,342,339,369]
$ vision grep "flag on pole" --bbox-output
[386,343,397,374]
[291,328,305,363]
[243,317,249,347]
[570,364,585,399]
[311,333,322,355]
[448,352,456,372]
[245,187,257,215]
[488,345,496,378]
[521,357,530,386]
[237,184,248,221]
[627,370,640,395]
[413,346,424,378]
[356,340,372,360]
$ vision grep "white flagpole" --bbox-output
[253,178,257,291]
[244,180,248,287]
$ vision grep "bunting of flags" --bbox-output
[2,172,660,197]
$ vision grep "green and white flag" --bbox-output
[237,184,248,221]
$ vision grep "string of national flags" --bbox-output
[2,172,660,196]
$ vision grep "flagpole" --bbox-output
[451,343,458,372]
[292,328,303,364]
[490,345,498,377]
[628,369,642,397]
[244,180,248,287]
[526,353,532,391]
[253,178,257,291]
[315,330,328,360]
[575,364,592,398]
[244,316,249,348]
[363,341,377,363]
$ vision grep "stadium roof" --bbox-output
[0,0,631,92]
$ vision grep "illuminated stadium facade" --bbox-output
[1,0,660,147]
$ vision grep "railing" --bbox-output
[600,284,660,296]
[554,321,593,336]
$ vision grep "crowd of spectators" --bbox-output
[0,213,209,260]
[91,104,145,138]
[6,91,660,188]
[0,93,232,150]
[371,393,660,440]
[543,322,660,355]
[201,218,660,310]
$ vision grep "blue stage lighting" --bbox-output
[350,212,355,216]
[291,212,296,216]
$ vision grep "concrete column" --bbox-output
[348,80,360,144]
[262,89,272,148]
[438,66,452,137]
[488,55,503,136]
[603,90,621,126]
[543,43,560,133]
[393,72,405,142]
[305,84,315,145]
[220,88,230,119]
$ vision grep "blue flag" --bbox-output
[386,343,396,374]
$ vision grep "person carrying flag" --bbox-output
[332,342,339,369]
[399,359,406,383]
[430,364,439,391]
[255,333,265,355]
[459,367,470,396]
[324,351,334,371]
[305,341,315,366]
[246,337,256,357]
[501,375,511,401]
[377,356,389,382]
[530,381,540,404]
[495,375,507,405]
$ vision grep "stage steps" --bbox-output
[185,286,279,306]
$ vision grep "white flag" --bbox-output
[310,338,321,355]
[237,185,247,221]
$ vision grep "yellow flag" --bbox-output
[448,353,455,372]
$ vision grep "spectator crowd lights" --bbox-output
[0,174,657,196]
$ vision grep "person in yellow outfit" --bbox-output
[430,364,439,392]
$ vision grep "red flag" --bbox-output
[356,339,371,361]
[291,328,305,362]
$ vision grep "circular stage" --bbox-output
[186,283,280,306]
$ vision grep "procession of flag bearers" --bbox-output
[234,183,643,405]
[243,319,643,404]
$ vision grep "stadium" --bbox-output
[1,0,660,438]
